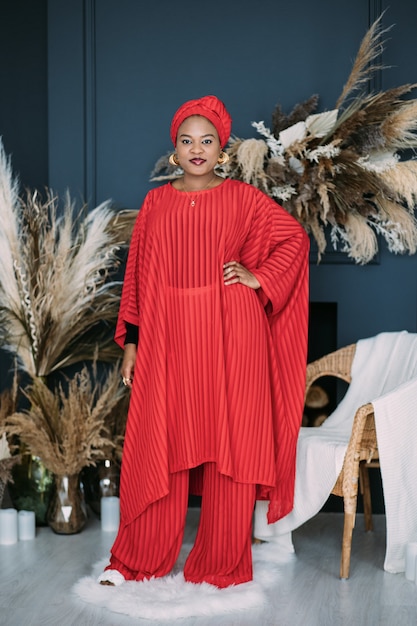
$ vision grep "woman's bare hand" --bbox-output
[121,343,136,389]
[223,261,261,289]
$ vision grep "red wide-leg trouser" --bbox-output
[106,462,256,588]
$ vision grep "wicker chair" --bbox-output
[305,344,379,579]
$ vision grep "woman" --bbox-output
[99,95,309,588]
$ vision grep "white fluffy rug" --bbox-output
[72,542,294,620]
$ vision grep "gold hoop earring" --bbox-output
[217,151,230,166]
[169,153,180,167]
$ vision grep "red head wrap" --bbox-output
[170,95,232,148]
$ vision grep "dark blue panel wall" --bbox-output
[48,0,372,208]
[1,1,416,352]
[309,1,417,347]
[2,0,417,514]
[0,0,48,385]
[0,0,47,189]
[45,0,417,353]
[92,0,371,209]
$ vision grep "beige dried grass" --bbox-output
[379,162,417,208]
[342,213,379,264]
[336,14,389,108]
[236,139,269,185]
[382,98,417,149]
[0,370,18,439]
[5,361,126,475]
[373,197,417,255]
[0,140,132,378]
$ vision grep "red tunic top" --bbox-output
[115,178,309,525]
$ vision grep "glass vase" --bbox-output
[81,458,120,517]
[10,454,54,526]
[47,473,87,534]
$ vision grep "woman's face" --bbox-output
[175,115,221,178]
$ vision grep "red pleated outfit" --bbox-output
[108,178,309,587]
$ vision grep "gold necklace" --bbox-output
[181,176,217,207]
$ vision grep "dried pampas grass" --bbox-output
[0,370,18,440]
[0,373,21,501]
[0,431,19,495]
[373,198,417,256]
[235,139,269,187]
[331,213,379,263]
[382,99,417,149]
[380,162,417,207]
[335,14,389,108]
[5,361,126,476]
[0,139,131,377]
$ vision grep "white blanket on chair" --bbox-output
[254,330,417,573]
[373,377,417,572]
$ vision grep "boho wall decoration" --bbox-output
[151,16,417,264]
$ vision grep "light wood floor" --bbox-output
[1,509,417,626]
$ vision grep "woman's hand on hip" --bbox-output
[223,261,261,289]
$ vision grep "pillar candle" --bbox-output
[405,542,417,580]
[101,496,120,532]
[0,508,18,545]
[18,510,36,541]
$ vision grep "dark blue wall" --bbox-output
[2,0,417,514]
[0,0,48,190]
[2,0,417,350]
[48,0,372,208]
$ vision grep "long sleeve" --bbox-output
[242,189,310,523]
[114,197,150,349]
[115,179,309,526]
[242,190,309,316]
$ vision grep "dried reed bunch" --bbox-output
[151,15,417,264]
[5,360,126,476]
[0,369,18,441]
[0,139,136,379]
[0,373,20,500]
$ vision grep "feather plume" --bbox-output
[372,198,417,254]
[381,97,417,149]
[379,161,417,207]
[336,14,390,108]
[235,139,269,186]
[331,213,378,264]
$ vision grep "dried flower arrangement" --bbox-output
[5,360,125,476]
[151,16,417,264]
[0,140,137,506]
[0,139,136,379]
[0,375,20,505]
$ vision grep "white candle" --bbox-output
[405,542,417,580]
[0,508,18,545]
[101,496,120,532]
[18,510,36,541]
